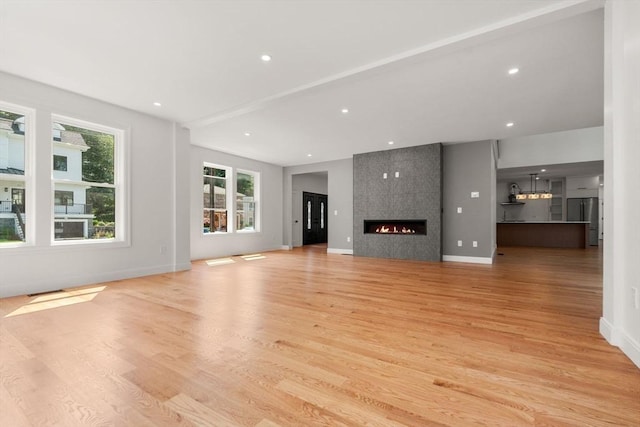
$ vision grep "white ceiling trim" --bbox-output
[184,0,603,130]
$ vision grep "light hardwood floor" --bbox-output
[1,246,638,426]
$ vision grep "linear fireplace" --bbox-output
[364,220,427,235]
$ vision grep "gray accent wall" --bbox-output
[442,140,496,259]
[353,144,442,261]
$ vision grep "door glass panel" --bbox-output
[307,200,311,230]
[320,202,324,229]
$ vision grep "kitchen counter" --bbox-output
[497,221,589,248]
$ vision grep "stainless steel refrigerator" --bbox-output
[567,197,599,246]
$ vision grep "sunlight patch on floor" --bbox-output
[206,258,235,266]
[5,286,106,317]
[241,253,266,261]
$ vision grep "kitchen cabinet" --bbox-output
[550,179,564,220]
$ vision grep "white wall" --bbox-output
[0,72,190,298]
[602,0,640,368]
[498,126,603,169]
[565,175,600,198]
[284,159,353,254]
[189,145,283,260]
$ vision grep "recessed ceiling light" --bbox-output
[506,122,515,127]
[244,132,251,137]
[388,141,394,145]
[508,67,519,75]
[261,54,272,62]
[153,102,162,107]
[307,154,312,157]
[535,176,540,180]
[341,108,349,114]
[540,168,547,172]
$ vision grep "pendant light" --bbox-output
[515,174,552,200]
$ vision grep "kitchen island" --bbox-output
[496,221,590,248]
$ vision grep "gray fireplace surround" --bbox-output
[353,144,442,261]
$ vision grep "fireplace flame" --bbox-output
[375,225,416,234]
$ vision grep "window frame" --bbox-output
[202,164,261,236]
[53,154,68,171]
[50,114,128,247]
[235,168,260,233]
[0,100,35,248]
[203,162,232,234]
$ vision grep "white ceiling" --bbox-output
[0,0,604,167]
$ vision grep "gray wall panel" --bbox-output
[353,144,442,261]
[442,140,495,258]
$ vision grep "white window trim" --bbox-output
[236,168,260,233]
[203,162,233,234]
[0,100,35,249]
[50,114,129,247]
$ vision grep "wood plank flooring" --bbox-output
[1,246,638,426]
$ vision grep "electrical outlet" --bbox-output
[334,210,338,216]
[457,240,462,247]
[347,237,351,243]
[471,191,480,198]
[457,207,462,214]
[395,171,400,178]
[473,241,478,247]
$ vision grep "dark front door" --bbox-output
[303,192,327,245]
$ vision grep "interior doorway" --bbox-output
[292,171,328,248]
[303,192,328,245]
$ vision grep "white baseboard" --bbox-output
[327,248,353,255]
[442,255,493,264]
[599,317,614,343]
[280,245,292,250]
[600,317,640,369]
[0,263,179,299]
[173,262,192,272]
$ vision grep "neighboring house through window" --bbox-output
[2,103,127,247]
[52,116,123,242]
[0,104,31,246]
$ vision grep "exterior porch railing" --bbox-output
[0,200,16,213]
[54,204,93,215]
[1,201,93,215]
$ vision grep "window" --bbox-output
[0,103,32,246]
[203,164,229,233]
[236,170,258,232]
[52,116,124,242]
[54,190,74,206]
[53,155,67,171]
[202,164,260,235]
